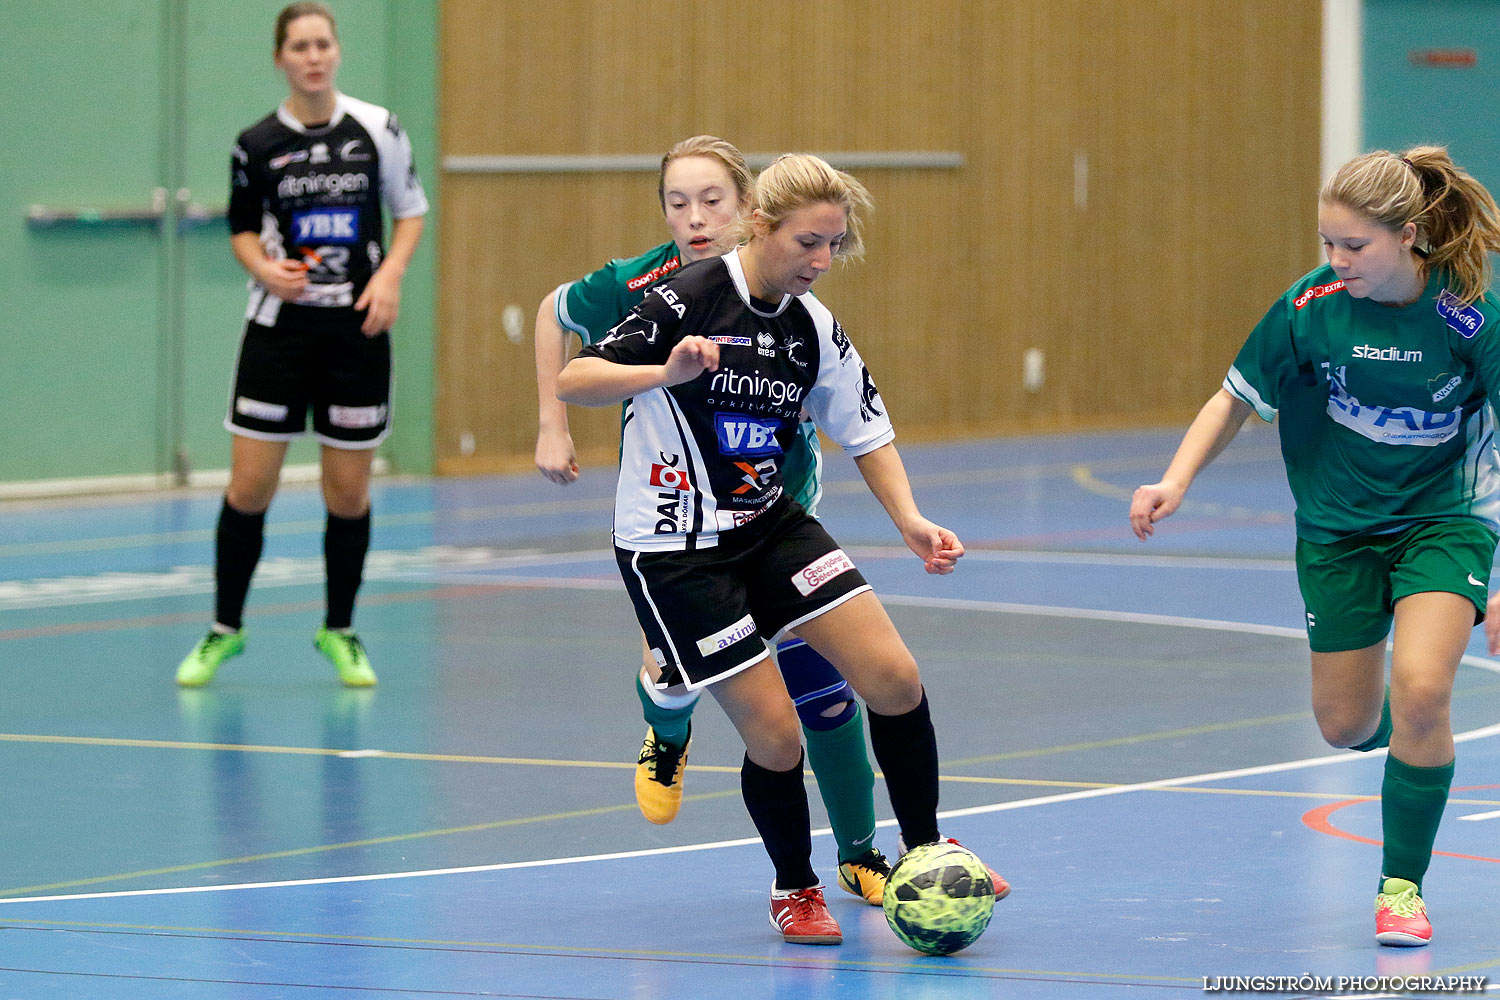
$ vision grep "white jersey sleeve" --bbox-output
[800,298,895,457]
[338,94,429,220]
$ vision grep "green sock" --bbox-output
[636,673,693,747]
[1380,753,1454,892]
[803,703,879,864]
[1350,686,1392,752]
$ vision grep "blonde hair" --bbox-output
[275,3,337,53]
[733,154,873,262]
[1321,145,1500,305]
[657,136,753,212]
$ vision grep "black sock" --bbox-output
[741,752,816,891]
[323,508,371,631]
[867,690,940,848]
[214,499,265,631]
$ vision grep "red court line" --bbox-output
[0,582,537,642]
[1301,785,1500,864]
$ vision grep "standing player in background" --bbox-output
[534,136,893,905]
[557,154,1006,944]
[176,1,427,688]
[1131,146,1500,947]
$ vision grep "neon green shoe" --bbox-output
[314,626,377,687]
[176,629,246,687]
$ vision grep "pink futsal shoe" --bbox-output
[1375,877,1432,946]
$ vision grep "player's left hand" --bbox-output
[355,267,403,336]
[902,518,965,575]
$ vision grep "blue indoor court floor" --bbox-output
[2,425,1498,999]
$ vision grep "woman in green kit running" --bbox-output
[1131,146,1500,948]
[532,136,902,906]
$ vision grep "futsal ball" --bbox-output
[882,841,996,956]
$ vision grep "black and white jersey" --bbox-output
[228,92,428,321]
[579,248,895,552]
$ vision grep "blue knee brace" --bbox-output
[777,638,856,731]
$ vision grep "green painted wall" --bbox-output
[1364,0,1500,192]
[0,0,436,485]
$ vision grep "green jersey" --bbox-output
[555,240,823,513]
[1225,264,1500,543]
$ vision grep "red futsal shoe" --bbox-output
[769,884,843,945]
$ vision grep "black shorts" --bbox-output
[616,498,871,690]
[226,297,391,448]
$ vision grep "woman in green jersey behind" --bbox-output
[533,136,898,906]
[1131,146,1500,947]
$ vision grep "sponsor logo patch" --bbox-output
[1352,344,1422,362]
[1436,289,1485,338]
[714,413,782,456]
[782,334,808,368]
[707,369,804,408]
[235,396,289,422]
[709,336,752,346]
[1430,372,1463,403]
[292,208,360,244]
[695,614,758,656]
[649,463,692,491]
[730,458,777,495]
[277,171,370,199]
[832,320,852,363]
[1325,369,1458,446]
[328,404,387,429]
[625,257,681,291]
[792,549,856,597]
[270,150,310,170]
[1293,280,1346,309]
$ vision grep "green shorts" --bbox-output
[1295,519,1497,653]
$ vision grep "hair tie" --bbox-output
[1399,156,1417,171]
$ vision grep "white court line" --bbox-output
[1459,809,1500,822]
[8,718,1500,907]
[4,592,1497,905]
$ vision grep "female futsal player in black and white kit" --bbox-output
[176,2,427,688]
[557,153,1004,945]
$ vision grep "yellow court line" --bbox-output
[0,790,743,898]
[944,711,1316,767]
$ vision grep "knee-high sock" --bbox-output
[323,508,371,630]
[1380,753,1454,891]
[741,751,817,891]
[866,691,940,849]
[214,499,265,631]
[803,705,879,862]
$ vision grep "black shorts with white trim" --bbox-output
[226,302,391,447]
[616,497,870,690]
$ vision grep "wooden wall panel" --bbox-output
[436,0,1321,474]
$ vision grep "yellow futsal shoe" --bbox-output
[634,725,690,824]
[314,626,378,687]
[837,849,892,906]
